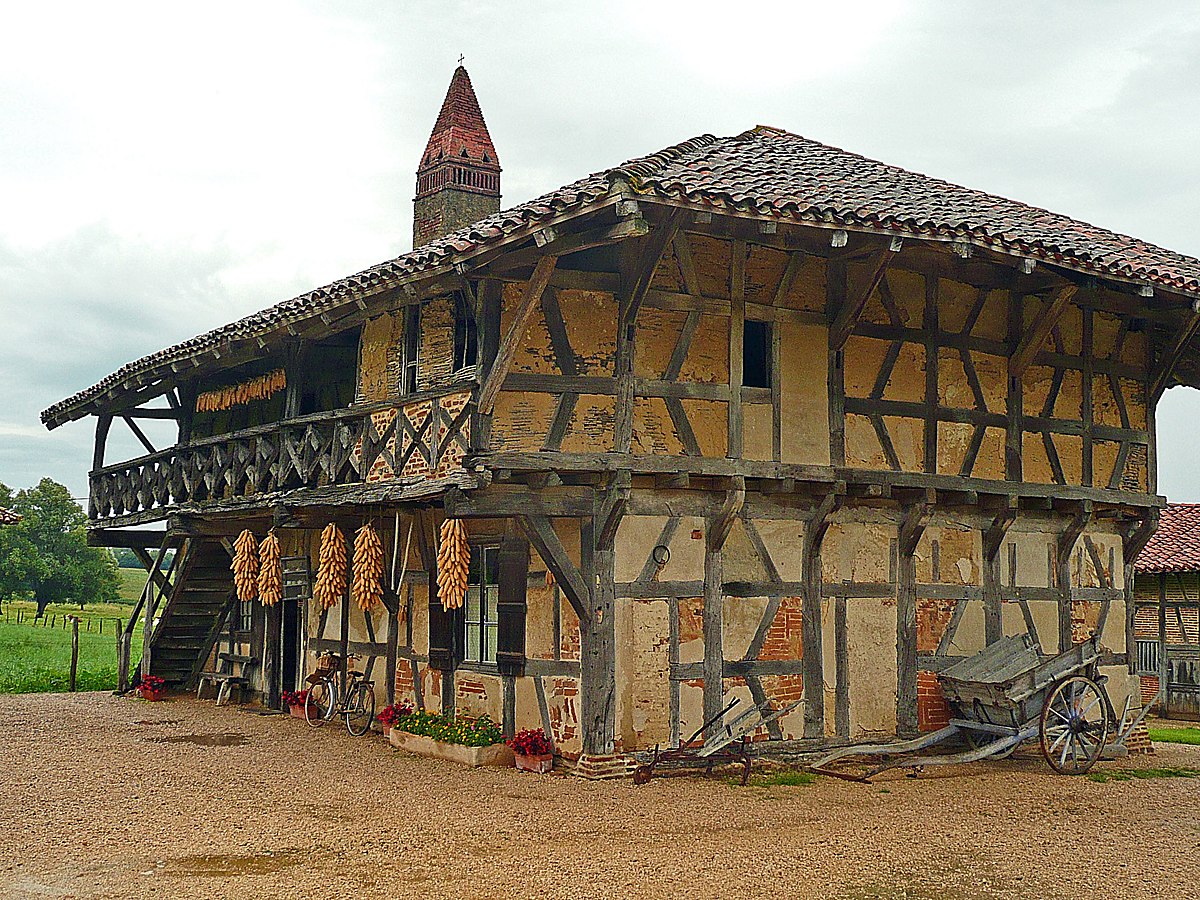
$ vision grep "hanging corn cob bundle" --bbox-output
[258,530,283,606]
[351,522,385,611]
[195,368,287,413]
[232,529,259,602]
[314,523,347,610]
[437,518,469,611]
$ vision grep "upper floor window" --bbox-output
[453,294,478,372]
[743,319,772,389]
[402,304,420,394]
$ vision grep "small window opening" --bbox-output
[743,319,772,389]
[453,294,478,372]
[402,304,420,394]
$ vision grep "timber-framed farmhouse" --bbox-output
[43,66,1200,774]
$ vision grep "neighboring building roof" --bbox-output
[1136,504,1200,574]
[0,507,20,526]
[42,125,1200,429]
[418,65,500,176]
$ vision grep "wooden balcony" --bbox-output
[89,389,475,525]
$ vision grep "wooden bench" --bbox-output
[196,653,259,706]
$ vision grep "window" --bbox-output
[463,544,500,665]
[743,319,772,388]
[238,597,253,635]
[453,294,478,372]
[402,304,420,394]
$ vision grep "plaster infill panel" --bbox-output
[847,597,898,739]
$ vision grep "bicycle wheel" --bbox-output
[306,679,333,728]
[345,682,375,736]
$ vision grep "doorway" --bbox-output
[281,600,303,694]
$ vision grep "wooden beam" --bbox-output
[120,415,157,456]
[518,514,590,623]
[595,471,631,551]
[707,476,745,552]
[829,247,898,351]
[802,485,843,738]
[896,499,931,736]
[121,408,180,420]
[982,502,1018,646]
[620,209,686,329]
[1009,285,1079,377]
[1056,501,1092,652]
[493,217,649,273]
[1150,308,1200,402]
[478,255,558,414]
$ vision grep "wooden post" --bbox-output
[1158,573,1168,711]
[579,512,615,757]
[69,617,80,692]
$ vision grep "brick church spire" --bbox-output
[413,65,501,248]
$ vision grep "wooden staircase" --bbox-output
[121,537,237,690]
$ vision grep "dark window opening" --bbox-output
[453,294,478,372]
[402,304,420,394]
[743,319,772,389]
[298,329,360,415]
[463,544,500,665]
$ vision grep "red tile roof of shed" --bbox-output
[1136,504,1200,574]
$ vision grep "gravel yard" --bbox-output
[2,692,1198,900]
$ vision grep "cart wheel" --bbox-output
[1039,675,1108,775]
[632,765,652,785]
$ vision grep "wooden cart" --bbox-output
[810,634,1150,781]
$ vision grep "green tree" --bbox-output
[0,478,120,615]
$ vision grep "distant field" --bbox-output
[0,600,143,693]
[117,568,148,602]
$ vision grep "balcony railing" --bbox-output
[89,389,475,523]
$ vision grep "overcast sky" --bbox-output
[3,1,1200,503]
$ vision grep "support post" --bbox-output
[802,486,842,739]
[580,511,615,757]
[1056,502,1092,652]
[69,617,80,692]
[982,502,1018,646]
[896,496,932,737]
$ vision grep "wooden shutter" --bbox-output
[427,558,454,671]
[496,537,529,676]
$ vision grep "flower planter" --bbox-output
[514,752,554,774]
[139,689,163,702]
[288,703,314,720]
[388,728,514,768]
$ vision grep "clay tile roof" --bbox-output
[1135,504,1200,574]
[42,125,1200,430]
[419,66,499,172]
[0,507,20,526]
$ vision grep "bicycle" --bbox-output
[304,652,375,736]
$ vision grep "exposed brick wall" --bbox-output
[418,297,455,390]
[548,677,580,750]
[917,670,951,732]
[1140,674,1161,708]
[758,597,804,660]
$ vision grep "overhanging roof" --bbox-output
[1136,504,1200,575]
[42,126,1200,430]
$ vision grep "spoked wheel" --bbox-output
[1039,675,1108,775]
[345,682,375,736]
[306,680,332,728]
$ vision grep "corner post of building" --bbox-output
[802,485,842,739]
[1056,501,1092,652]
[896,491,933,736]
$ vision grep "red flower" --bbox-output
[507,728,553,756]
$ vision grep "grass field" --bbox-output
[0,600,143,693]
[1149,724,1200,746]
[117,567,148,602]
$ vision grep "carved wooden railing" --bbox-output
[90,389,475,522]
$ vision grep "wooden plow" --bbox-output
[633,697,803,785]
[809,634,1146,783]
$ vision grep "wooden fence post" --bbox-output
[69,617,80,692]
